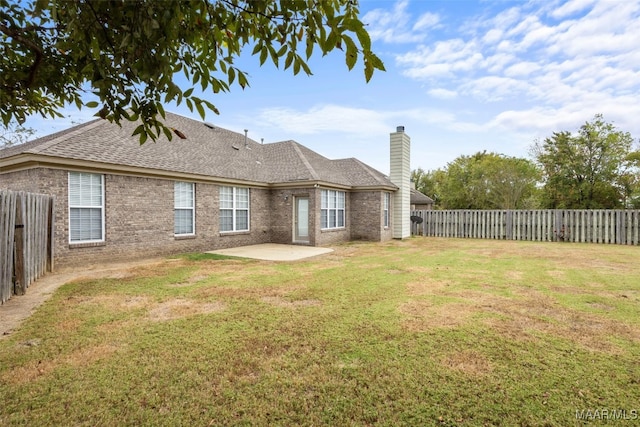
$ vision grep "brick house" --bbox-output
[0,113,411,267]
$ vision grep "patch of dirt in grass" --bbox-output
[399,284,640,354]
[121,295,150,308]
[146,299,226,321]
[4,343,120,385]
[126,259,188,279]
[306,259,346,270]
[405,279,451,295]
[547,270,566,279]
[482,289,640,354]
[54,318,83,333]
[166,261,262,287]
[399,301,476,330]
[67,343,121,367]
[405,265,434,274]
[505,271,524,281]
[195,284,302,300]
[441,350,493,377]
[76,294,152,310]
[3,358,56,385]
[260,296,321,308]
[587,302,615,311]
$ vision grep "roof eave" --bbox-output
[0,154,270,188]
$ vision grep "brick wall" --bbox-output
[1,168,272,266]
[269,188,317,245]
[349,191,394,242]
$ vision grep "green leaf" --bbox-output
[162,126,172,140]
[132,124,145,136]
[259,46,268,65]
[305,37,314,59]
[367,52,386,72]
[364,60,374,83]
[85,101,99,108]
[284,51,294,69]
[355,26,371,51]
[238,72,249,89]
[299,59,312,76]
[195,99,205,119]
[344,37,358,71]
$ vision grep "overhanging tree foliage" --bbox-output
[532,115,639,209]
[0,0,385,143]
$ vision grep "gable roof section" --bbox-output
[1,112,396,190]
[410,188,434,204]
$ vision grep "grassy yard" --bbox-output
[1,238,639,426]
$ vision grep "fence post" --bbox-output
[13,194,26,296]
[47,196,55,271]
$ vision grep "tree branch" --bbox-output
[0,23,43,88]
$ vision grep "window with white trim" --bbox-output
[220,186,249,232]
[174,181,195,235]
[321,189,345,229]
[383,192,390,228]
[69,172,104,243]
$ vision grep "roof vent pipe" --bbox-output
[244,129,248,148]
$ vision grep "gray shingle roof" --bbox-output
[411,188,434,204]
[1,112,396,189]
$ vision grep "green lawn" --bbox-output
[1,238,639,426]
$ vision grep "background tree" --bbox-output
[0,121,36,148]
[412,152,540,209]
[531,115,638,209]
[410,167,443,206]
[0,0,385,143]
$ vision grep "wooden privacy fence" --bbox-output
[1,190,55,304]
[411,209,640,245]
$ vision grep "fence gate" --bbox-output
[1,190,55,304]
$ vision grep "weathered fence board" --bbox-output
[0,190,55,304]
[412,209,640,246]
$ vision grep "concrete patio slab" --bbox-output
[206,243,333,261]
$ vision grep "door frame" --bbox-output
[293,196,310,243]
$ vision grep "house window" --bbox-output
[69,172,104,243]
[220,186,249,232]
[174,181,195,235]
[321,189,345,229]
[383,192,390,228]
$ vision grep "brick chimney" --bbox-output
[390,126,410,239]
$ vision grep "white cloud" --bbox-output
[504,61,541,77]
[428,88,458,99]
[397,39,484,78]
[413,12,440,31]
[363,0,440,43]
[256,105,391,136]
[394,0,640,141]
[550,0,597,19]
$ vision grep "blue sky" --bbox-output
[24,0,640,175]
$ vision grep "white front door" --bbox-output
[294,197,309,242]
